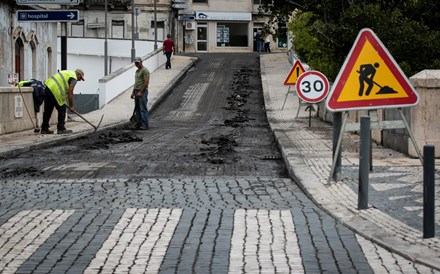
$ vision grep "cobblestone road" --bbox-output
[0,54,437,273]
[0,178,436,273]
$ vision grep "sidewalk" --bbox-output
[0,53,439,270]
[260,53,440,270]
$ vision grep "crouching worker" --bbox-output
[41,69,85,134]
[17,79,45,132]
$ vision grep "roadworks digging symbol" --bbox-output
[326,28,419,111]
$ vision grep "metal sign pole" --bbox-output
[281,86,292,110]
[328,111,348,183]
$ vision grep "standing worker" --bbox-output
[131,57,150,130]
[163,34,175,69]
[40,69,85,134]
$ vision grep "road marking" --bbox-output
[228,209,304,273]
[84,208,182,274]
[0,208,437,272]
[0,210,74,273]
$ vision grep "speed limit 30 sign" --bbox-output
[296,71,330,103]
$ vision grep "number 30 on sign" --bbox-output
[296,71,330,103]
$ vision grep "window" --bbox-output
[216,23,248,47]
[112,20,125,38]
[277,27,288,48]
[193,0,208,3]
[71,20,84,37]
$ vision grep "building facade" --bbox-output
[71,0,288,54]
[179,0,288,53]
[0,0,58,87]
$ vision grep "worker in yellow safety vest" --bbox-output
[40,69,85,134]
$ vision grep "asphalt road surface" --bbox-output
[0,54,433,273]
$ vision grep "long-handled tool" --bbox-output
[17,84,40,132]
[72,110,104,133]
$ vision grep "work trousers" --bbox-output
[41,87,67,131]
[135,89,149,128]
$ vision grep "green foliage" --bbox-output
[259,0,440,81]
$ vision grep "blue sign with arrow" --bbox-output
[17,10,79,22]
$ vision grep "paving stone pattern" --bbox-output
[0,178,435,273]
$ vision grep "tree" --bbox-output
[259,0,440,80]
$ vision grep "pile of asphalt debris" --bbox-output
[223,68,253,127]
[78,131,143,150]
[200,68,255,164]
[0,166,44,180]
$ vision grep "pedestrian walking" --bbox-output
[264,33,272,53]
[131,57,150,130]
[40,69,85,134]
[163,34,175,69]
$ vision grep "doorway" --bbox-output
[196,24,207,52]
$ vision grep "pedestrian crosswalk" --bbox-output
[0,209,436,273]
[0,210,74,274]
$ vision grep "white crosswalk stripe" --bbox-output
[0,210,74,274]
[84,208,182,274]
[228,209,304,274]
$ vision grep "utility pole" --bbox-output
[104,0,108,75]
[154,0,157,50]
[131,0,136,61]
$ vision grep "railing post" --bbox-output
[423,144,435,238]
[358,116,370,210]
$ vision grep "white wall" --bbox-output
[99,49,166,108]
[56,37,160,107]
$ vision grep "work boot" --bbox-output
[40,129,54,134]
[58,129,73,134]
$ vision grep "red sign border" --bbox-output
[296,71,330,103]
[326,28,419,112]
[284,60,306,86]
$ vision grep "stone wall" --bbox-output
[0,87,56,135]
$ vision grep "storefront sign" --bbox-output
[196,11,251,21]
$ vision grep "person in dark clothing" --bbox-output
[41,69,85,134]
[163,34,175,69]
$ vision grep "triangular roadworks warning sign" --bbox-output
[326,28,419,111]
[284,60,305,86]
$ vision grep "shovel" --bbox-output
[356,70,398,95]
[373,80,398,94]
[72,110,104,133]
